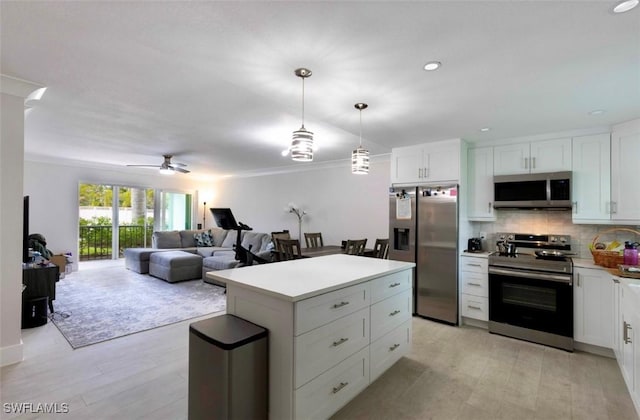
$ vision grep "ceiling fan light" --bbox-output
[291,127,314,162]
[159,167,174,175]
[352,147,370,174]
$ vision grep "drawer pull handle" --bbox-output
[332,337,349,347]
[332,381,349,394]
[467,282,482,286]
[332,301,349,309]
[389,343,400,351]
[467,263,482,267]
[467,305,482,310]
[389,310,401,316]
[389,282,401,288]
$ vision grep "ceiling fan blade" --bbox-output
[171,162,187,167]
[126,164,158,168]
[171,166,190,173]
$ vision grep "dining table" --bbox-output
[273,245,375,259]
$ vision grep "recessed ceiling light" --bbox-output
[613,0,639,13]
[589,109,606,115]
[423,61,441,71]
[480,127,491,132]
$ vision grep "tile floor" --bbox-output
[2,269,637,419]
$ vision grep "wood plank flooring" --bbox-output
[2,277,637,419]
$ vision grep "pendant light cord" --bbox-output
[301,77,305,128]
[359,109,363,147]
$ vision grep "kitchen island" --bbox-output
[206,254,415,420]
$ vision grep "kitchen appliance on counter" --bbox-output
[389,184,458,324]
[488,233,574,351]
[467,238,482,252]
[493,171,572,209]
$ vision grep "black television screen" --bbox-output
[210,208,239,230]
[23,196,29,263]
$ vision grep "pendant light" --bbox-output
[290,68,314,162]
[352,103,370,174]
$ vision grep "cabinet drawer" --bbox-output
[294,347,369,420]
[459,256,488,273]
[295,307,369,388]
[461,271,488,297]
[370,320,411,382]
[370,290,412,341]
[370,270,412,304]
[295,282,370,336]
[461,294,488,321]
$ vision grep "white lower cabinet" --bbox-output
[294,347,370,420]
[573,267,613,348]
[292,269,412,419]
[459,255,489,323]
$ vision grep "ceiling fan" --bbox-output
[126,154,190,174]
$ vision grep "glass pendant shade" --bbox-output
[351,146,370,174]
[291,126,314,162]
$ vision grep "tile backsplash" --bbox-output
[470,210,640,259]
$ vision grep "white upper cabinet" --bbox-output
[467,147,495,221]
[390,139,460,185]
[493,138,572,175]
[611,123,640,222]
[572,133,611,222]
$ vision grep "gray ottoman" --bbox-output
[149,251,203,283]
[124,248,164,274]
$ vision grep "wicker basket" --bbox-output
[590,228,640,268]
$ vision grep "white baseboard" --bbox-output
[0,340,24,367]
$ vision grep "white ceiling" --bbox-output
[2,1,639,179]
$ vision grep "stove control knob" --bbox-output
[550,236,557,242]
[498,234,505,241]
[560,237,567,243]
[507,235,514,241]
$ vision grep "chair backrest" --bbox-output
[304,232,324,248]
[373,238,390,259]
[277,238,302,261]
[271,230,291,242]
[345,239,367,256]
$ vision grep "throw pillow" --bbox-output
[194,231,213,247]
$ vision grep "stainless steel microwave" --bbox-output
[493,171,572,209]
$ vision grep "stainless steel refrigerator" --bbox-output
[389,184,458,324]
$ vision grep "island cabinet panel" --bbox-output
[217,255,415,419]
[294,347,370,420]
[370,289,412,341]
[370,319,411,381]
[294,307,369,389]
[295,282,370,335]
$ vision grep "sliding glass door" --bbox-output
[79,184,192,260]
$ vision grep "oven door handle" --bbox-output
[489,267,573,284]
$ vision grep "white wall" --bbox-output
[207,158,391,247]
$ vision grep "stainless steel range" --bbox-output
[488,233,574,351]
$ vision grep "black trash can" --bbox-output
[22,296,48,328]
[188,314,268,420]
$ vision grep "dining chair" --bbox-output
[373,238,390,259]
[304,232,324,248]
[277,238,302,261]
[345,239,367,256]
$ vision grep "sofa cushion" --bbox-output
[194,231,214,247]
[180,230,204,247]
[152,231,182,249]
[221,230,239,248]
[208,227,228,247]
[242,231,271,253]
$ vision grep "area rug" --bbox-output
[50,264,226,349]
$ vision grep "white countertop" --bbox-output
[206,254,415,302]
[460,251,491,258]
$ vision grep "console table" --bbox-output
[23,263,58,313]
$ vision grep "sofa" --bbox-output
[124,227,273,284]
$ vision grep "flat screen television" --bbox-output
[23,196,30,263]
[210,208,239,230]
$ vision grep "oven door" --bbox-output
[489,267,573,338]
